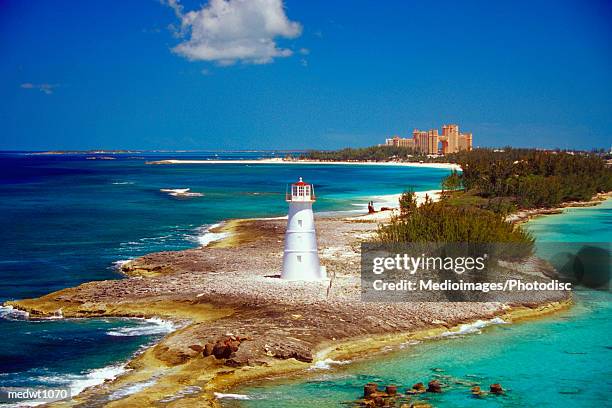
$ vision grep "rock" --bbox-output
[427,380,442,393]
[212,341,233,359]
[188,344,203,353]
[262,341,313,363]
[372,395,384,406]
[471,386,484,397]
[490,383,504,395]
[406,382,426,394]
[364,383,378,398]
[203,342,214,357]
[385,385,397,396]
[228,340,241,352]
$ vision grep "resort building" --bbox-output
[384,124,473,155]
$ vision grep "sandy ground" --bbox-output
[146,158,461,171]
[354,189,442,222]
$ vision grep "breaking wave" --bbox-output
[160,188,203,198]
[0,305,29,320]
[37,364,129,398]
[106,318,176,337]
[192,223,230,247]
[214,392,251,400]
[440,317,507,337]
[310,358,352,370]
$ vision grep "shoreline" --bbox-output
[145,158,461,171]
[506,191,612,224]
[211,298,572,404]
[5,189,605,407]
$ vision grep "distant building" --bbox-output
[384,124,473,155]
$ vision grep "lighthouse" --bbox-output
[281,177,325,281]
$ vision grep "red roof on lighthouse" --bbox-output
[293,177,308,186]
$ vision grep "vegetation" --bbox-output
[441,169,462,191]
[445,148,612,208]
[302,146,435,162]
[379,192,534,248]
[307,146,611,247]
[377,148,610,247]
[398,190,417,217]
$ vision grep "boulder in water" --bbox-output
[427,380,442,393]
[406,382,426,394]
[490,383,504,395]
[471,386,484,397]
[364,383,378,398]
[385,385,397,396]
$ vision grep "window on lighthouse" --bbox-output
[298,219,303,227]
[297,255,302,262]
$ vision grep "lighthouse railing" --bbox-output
[285,183,316,201]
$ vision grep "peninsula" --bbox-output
[7,148,611,407]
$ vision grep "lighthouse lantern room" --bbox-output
[281,177,325,281]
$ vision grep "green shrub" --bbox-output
[378,194,534,247]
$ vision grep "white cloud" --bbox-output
[166,0,302,65]
[20,83,58,95]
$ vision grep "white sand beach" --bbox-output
[352,189,442,221]
[147,158,461,171]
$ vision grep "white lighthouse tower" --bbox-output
[281,177,325,281]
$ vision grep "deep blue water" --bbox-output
[228,200,612,407]
[0,151,451,397]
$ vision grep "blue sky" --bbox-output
[1,0,611,150]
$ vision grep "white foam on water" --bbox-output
[214,392,251,400]
[70,364,128,396]
[310,358,352,370]
[41,309,64,319]
[399,339,422,349]
[37,364,129,398]
[71,364,128,396]
[107,377,157,400]
[194,223,230,247]
[111,259,131,270]
[112,181,135,185]
[0,305,30,320]
[440,317,507,338]
[160,188,203,197]
[106,317,176,337]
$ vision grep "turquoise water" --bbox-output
[0,152,451,397]
[227,200,612,407]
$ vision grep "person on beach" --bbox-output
[368,201,375,214]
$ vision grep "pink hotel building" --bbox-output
[384,124,473,155]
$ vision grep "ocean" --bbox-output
[225,199,612,407]
[0,151,451,398]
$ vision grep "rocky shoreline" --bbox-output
[505,191,612,224]
[5,194,598,407]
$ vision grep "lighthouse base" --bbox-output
[281,252,326,281]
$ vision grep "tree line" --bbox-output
[447,148,612,208]
[376,148,610,246]
[301,146,436,162]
